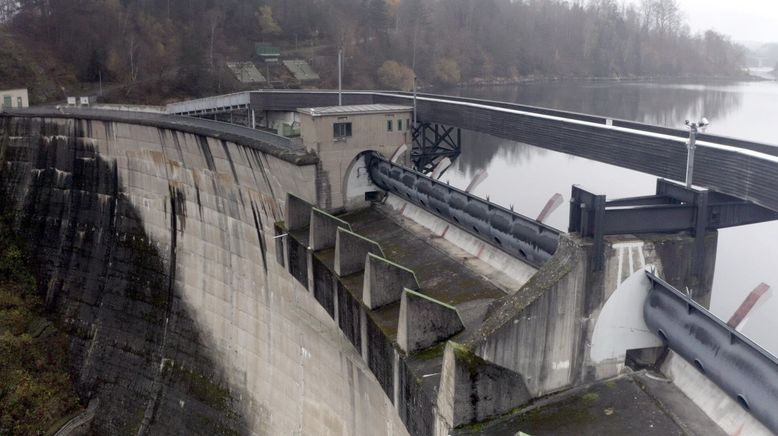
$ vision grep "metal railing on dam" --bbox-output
[364,151,560,268]
[1,106,315,165]
[242,89,778,214]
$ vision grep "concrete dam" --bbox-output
[1,96,777,435]
[0,111,403,435]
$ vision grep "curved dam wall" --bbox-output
[0,113,406,435]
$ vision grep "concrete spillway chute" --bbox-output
[590,266,664,365]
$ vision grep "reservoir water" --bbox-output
[436,79,778,355]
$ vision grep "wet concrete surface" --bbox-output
[294,205,510,342]
[453,372,726,436]
[339,207,506,324]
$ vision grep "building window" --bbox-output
[387,120,393,131]
[398,119,403,131]
[407,118,412,130]
[333,122,352,138]
[2,96,10,108]
[16,97,22,108]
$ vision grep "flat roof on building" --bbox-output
[298,104,412,117]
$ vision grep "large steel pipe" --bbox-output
[365,152,559,268]
[644,272,778,434]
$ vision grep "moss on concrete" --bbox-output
[118,408,147,435]
[448,342,484,375]
[0,218,83,435]
[119,232,170,309]
[454,376,693,435]
[412,341,448,361]
[165,361,232,413]
[466,235,581,346]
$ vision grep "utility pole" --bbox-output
[413,76,417,128]
[411,22,419,129]
[684,118,710,188]
[338,48,343,106]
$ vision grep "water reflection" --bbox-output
[451,130,546,179]
[445,132,655,231]
[449,80,743,130]
[437,80,778,355]
[449,80,750,176]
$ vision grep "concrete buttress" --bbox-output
[334,227,385,276]
[397,289,465,354]
[363,253,420,310]
[309,207,352,251]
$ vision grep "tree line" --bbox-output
[0,0,747,102]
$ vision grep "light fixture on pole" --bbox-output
[683,117,710,188]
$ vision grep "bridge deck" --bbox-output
[242,90,778,214]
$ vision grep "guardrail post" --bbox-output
[692,189,709,276]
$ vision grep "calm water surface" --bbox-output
[436,79,778,355]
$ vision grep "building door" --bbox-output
[17,97,22,108]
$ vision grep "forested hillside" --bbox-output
[0,0,747,104]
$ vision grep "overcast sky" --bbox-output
[673,0,778,43]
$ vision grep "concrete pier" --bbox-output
[309,207,352,250]
[436,342,531,431]
[334,228,384,276]
[363,254,420,310]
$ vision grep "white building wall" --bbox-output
[300,109,412,210]
[1,88,29,108]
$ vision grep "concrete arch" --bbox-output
[342,150,382,211]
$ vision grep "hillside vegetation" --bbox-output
[0,0,747,104]
[0,217,82,435]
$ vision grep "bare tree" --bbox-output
[0,0,19,23]
[206,8,224,70]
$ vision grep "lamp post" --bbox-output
[412,75,417,128]
[338,48,343,106]
[684,118,709,188]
